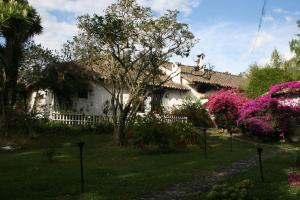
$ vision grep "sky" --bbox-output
[28,0,300,75]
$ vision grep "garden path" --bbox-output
[133,148,283,200]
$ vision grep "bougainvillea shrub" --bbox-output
[238,81,300,138]
[288,173,300,186]
[237,95,276,135]
[207,89,249,130]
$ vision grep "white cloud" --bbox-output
[273,8,289,14]
[285,16,293,22]
[263,16,274,22]
[252,32,273,49]
[29,0,115,15]
[139,0,201,16]
[174,20,299,74]
[28,0,201,50]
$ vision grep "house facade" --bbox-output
[29,56,246,117]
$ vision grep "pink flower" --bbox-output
[238,81,300,137]
[288,173,300,186]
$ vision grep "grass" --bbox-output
[0,131,270,200]
[196,143,300,200]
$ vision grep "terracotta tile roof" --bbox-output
[85,63,189,91]
[160,77,189,91]
[162,62,247,89]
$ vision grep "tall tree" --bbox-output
[246,21,300,99]
[0,0,42,135]
[66,0,197,145]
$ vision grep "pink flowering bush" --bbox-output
[269,81,300,95]
[208,89,249,130]
[238,95,276,135]
[238,81,300,138]
[288,172,300,186]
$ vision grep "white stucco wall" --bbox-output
[72,83,111,115]
[28,89,55,117]
[30,62,211,116]
[162,90,188,111]
[161,62,206,100]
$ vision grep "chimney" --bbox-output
[171,62,182,84]
[196,53,206,71]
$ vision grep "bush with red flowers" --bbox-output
[238,81,300,138]
[207,89,249,131]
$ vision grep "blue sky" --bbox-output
[28,0,300,74]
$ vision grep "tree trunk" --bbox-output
[113,112,127,146]
[0,89,7,136]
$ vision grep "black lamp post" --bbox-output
[257,146,264,182]
[203,128,207,159]
[230,131,233,152]
[78,141,85,193]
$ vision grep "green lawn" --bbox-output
[0,132,268,200]
[196,144,300,200]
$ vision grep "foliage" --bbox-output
[238,81,300,138]
[171,98,213,128]
[288,173,300,186]
[0,0,42,136]
[131,114,200,151]
[245,65,289,99]
[207,89,249,130]
[6,112,114,135]
[246,23,300,99]
[206,179,254,200]
[64,0,197,145]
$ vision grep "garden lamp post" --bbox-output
[257,146,264,182]
[78,141,85,193]
[203,128,207,159]
[230,131,233,152]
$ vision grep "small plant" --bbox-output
[206,179,254,200]
[171,98,213,128]
[288,172,300,186]
[43,145,58,163]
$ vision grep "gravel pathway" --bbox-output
[133,149,283,200]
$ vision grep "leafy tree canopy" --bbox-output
[245,21,300,99]
[65,0,197,145]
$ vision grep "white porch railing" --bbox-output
[50,112,187,125]
[50,112,113,125]
[161,115,188,123]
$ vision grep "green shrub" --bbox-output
[171,98,213,128]
[33,121,114,135]
[131,114,201,151]
[206,179,255,200]
[7,112,114,135]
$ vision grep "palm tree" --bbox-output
[0,0,42,135]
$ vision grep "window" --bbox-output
[151,89,165,113]
[197,83,219,93]
[137,99,145,113]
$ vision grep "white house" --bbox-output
[29,54,246,117]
